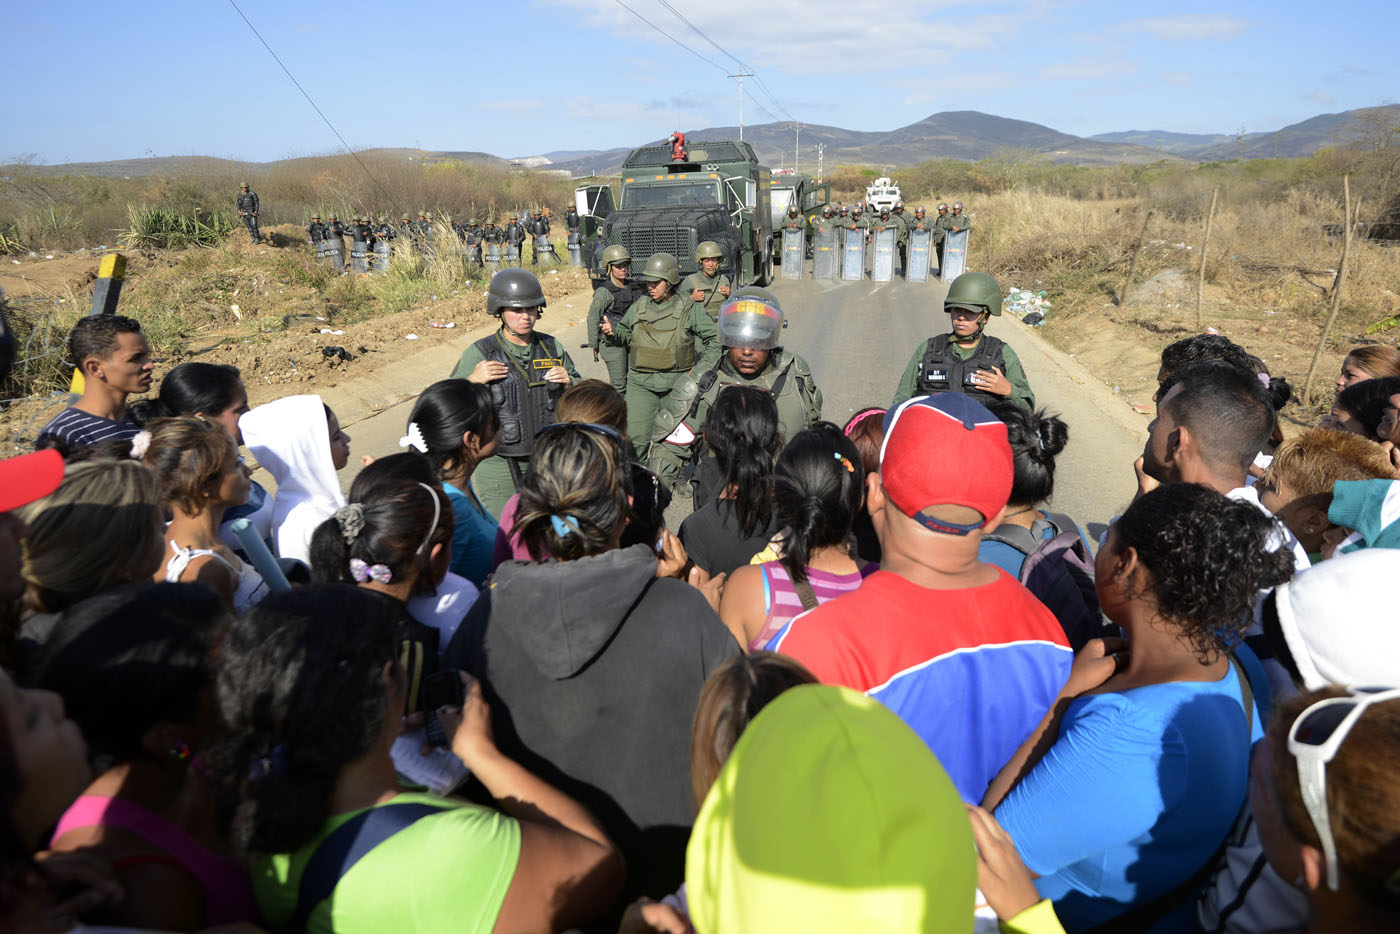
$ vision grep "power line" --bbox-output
[226,0,401,213]
[610,0,727,73]
[653,0,743,69]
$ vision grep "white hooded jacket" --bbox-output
[239,394,346,566]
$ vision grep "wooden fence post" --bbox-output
[1301,176,1355,407]
[1195,188,1218,331]
[1117,210,1154,306]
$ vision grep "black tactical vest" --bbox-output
[473,330,565,458]
[600,278,646,327]
[916,333,1007,404]
[306,222,326,242]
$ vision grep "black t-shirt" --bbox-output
[679,498,775,576]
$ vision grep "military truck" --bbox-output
[767,169,832,264]
[576,138,773,286]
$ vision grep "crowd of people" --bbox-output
[3,265,1400,934]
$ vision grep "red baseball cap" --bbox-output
[0,449,65,514]
[879,394,1013,534]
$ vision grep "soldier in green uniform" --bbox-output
[933,202,951,268]
[586,244,643,393]
[680,241,732,320]
[647,287,822,494]
[891,200,911,274]
[892,271,1034,411]
[810,204,840,238]
[449,268,581,517]
[599,252,720,457]
[848,204,868,232]
[948,201,971,235]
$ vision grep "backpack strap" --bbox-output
[287,802,443,933]
[1085,655,1253,934]
[792,575,820,613]
[981,521,1041,556]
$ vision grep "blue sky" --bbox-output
[5,0,1396,164]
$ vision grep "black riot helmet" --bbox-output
[486,268,547,318]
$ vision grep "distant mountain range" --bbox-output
[8,106,1395,180]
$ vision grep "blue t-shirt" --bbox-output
[994,660,1262,932]
[443,481,498,589]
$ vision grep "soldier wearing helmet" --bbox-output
[236,183,262,244]
[949,201,970,233]
[892,271,1034,410]
[306,215,326,246]
[933,203,952,268]
[528,209,551,266]
[681,241,733,321]
[587,244,643,392]
[890,200,911,273]
[782,202,806,232]
[647,287,823,493]
[811,204,840,240]
[599,252,719,455]
[450,268,581,516]
[464,218,484,264]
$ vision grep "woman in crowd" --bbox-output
[719,425,873,650]
[40,582,258,930]
[16,459,166,681]
[679,386,781,576]
[143,416,268,613]
[444,421,739,907]
[979,404,1077,578]
[1329,376,1400,442]
[1334,344,1400,398]
[216,585,623,933]
[239,394,350,566]
[400,378,500,588]
[987,483,1294,931]
[842,406,886,564]
[135,361,274,553]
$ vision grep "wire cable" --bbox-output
[611,0,727,72]
[226,0,402,214]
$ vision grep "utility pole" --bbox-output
[815,143,824,183]
[795,122,801,173]
[728,67,754,141]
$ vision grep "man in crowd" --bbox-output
[767,393,1073,803]
[236,182,262,244]
[37,315,153,449]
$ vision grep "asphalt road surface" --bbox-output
[341,275,1148,543]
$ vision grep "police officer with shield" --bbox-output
[587,245,643,393]
[504,216,526,263]
[811,205,840,238]
[450,268,581,517]
[236,183,262,244]
[529,209,551,265]
[892,271,1034,410]
[465,219,484,264]
[680,241,732,320]
[564,205,580,234]
[647,287,823,495]
[599,252,720,457]
[933,202,951,269]
[306,215,326,248]
[891,200,911,274]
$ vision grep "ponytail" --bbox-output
[773,425,865,583]
[705,386,780,538]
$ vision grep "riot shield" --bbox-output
[484,242,501,271]
[372,241,391,273]
[505,243,521,264]
[350,241,369,274]
[841,229,865,281]
[906,229,932,283]
[940,229,969,283]
[871,228,895,282]
[567,230,582,266]
[781,228,805,280]
[326,236,346,273]
[812,228,838,280]
[533,235,560,266]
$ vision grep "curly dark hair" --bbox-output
[1159,334,1252,381]
[988,402,1068,506]
[1110,483,1294,661]
[212,585,399,855]
[1337,376,1400,441]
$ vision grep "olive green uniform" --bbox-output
[810,215,841,238]
[586,284,636,392]
[449,330,582,518]
[606,293,720,457]
[945,211,971,234]
[646,348,822,489]
[680,270,732,321]
[892,335,1034,412]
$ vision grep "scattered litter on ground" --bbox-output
[404,333,419,340]
[1006,287,1051,325]
[319,328,345,335]
[428,321,454,329]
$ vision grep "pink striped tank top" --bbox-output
[749,560,874,651]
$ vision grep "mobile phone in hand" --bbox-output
[421,670,465,748]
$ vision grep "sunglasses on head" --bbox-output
[534,421,622,443]
[1287,686,1400,892]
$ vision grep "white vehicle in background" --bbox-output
[865,177,901,211]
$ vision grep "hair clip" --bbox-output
[399,421,429,454]
[550,514,580,538]
[349,557,393,584]
[248,744,290,783]
[334,503,366,544]
[1257,372,1271,386]
[834,452,855,473]
[129,430,152,459]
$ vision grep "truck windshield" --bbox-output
[622,182,722,209]
[771,189,795,213]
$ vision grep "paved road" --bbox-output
[339,275,1148,542]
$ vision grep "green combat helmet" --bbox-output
[486,268,547,318]
[694,241,724,262]
[601,244,632,268]
[638,252,681,285]
[944,271,1001,317]
[718,287,783,350]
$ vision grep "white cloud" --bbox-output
[1118,14,1250,41]
[479,99,549,113]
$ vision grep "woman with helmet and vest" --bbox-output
[680,241,733,321]
[892,271,1035,411]
[600,251,720,457]
[647,287,823,495]
[587,244,645,393]
[450,268,581,518]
